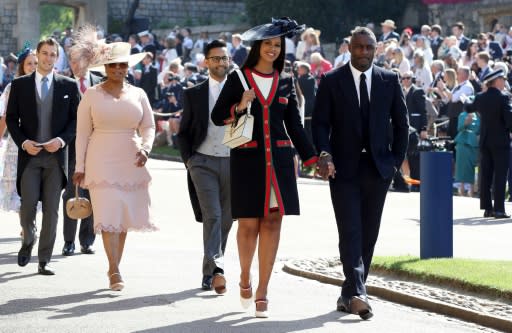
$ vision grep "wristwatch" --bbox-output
[319,151,331,157]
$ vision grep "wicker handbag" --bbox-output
[66,185,92,220]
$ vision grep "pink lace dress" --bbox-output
[75,84,157,233]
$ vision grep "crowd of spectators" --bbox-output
[2,18,512,199]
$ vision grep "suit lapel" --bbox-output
[28,72,37,118]
[370,66,385,132]
[339,64,362,135]
[199,79,210,128]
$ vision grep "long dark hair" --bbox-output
[241,36,285,74]
[16,50,35,77]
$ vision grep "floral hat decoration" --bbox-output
[241,17,306,42]
[69,25,148,73]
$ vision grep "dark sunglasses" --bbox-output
[107,62,129,69]
[401,77,412,80]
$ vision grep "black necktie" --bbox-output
[359,73,370,122]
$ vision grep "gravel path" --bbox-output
[289,257,512,321]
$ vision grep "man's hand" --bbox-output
[23,140,43,156]
[420,130,428,140]
[316,154,336,180]
[72,172,85,186]
[42,138,62,153]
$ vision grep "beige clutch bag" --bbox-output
[66,185,92,220]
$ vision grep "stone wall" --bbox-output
[428,0,512,37]
[0,0,18,58]
[108,0,246,31]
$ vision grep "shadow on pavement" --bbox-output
[46,288,201,319]
[0,237,22,244]
[0,251,18,265]
[0,289,119,316]
[0,272,39,284]
[133,310,356,333]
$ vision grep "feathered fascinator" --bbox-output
[69,24,147,73]
[241,17,305,42]
[9,41,33,64]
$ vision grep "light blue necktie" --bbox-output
[41,76,49,99]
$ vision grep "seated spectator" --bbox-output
[392,47,411,75]
[159,37,178,74]
[413,50,433,92]
[415,36,433,66]
[334,38,351,68]
[154,91,182,148]
[460,39,479,67]
[310,52,332,84]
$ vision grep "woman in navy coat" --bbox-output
[211,18,317,317]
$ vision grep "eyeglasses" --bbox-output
[107,62,129,69]
[401,77,412,81]
[206,56,230,63]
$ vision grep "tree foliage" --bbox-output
[244,0,411,43]
[40,4,75,40]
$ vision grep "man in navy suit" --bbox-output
[312,27,409,320]
[452,22,470,51]
[378,19,400,42]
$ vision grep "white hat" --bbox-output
[89,42,148,71]
[138,30,150,37]
[381,19,396,29]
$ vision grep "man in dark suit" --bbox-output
[296,61,317,143]
[378,19,400,42]
[469,69,512,218]
[177,40,233,293]
[429,25,444,60]
[139,53,158,106]
[478,33,504,61]
[231,33,248,67]
[61,53,102,256]
[6,38,79,275]
[312,27,409,319]
[452,22,470,52]
[402,71,427,187]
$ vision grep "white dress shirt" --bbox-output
[196,76,230,157]
[349,61,373,106]
[451,80,474,103]
[35,70,54,99]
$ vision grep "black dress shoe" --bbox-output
[483,210,494,218]
[80,245,95,254]
[62,242,75,256]
[390,187,410,193]
[336,296,351,313]
[201,275,213,290]
[494,211,510,219]
[351,295,373,320]
[38,262,55,275]
[17,239,36,267]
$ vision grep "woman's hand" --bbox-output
[238,88,256,112]
[72,172,85,186]
[135,150,148,167]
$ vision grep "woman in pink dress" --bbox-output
[72,30,156,291]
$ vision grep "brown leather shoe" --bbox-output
[212,273,226,294]
[351,295,373,320]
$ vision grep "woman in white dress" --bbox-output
[0,49,38,213]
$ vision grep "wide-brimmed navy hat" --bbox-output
[482,69,507,84]
[241,17,305,42]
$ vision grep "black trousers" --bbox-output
[329,154,392,298]
[61,158,95,247]
[480,145,509,212]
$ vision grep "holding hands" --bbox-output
[316,154,336,180]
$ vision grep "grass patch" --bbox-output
[151,146,181,157]
[372,256,512,300]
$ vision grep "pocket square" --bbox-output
[63,95,69,99]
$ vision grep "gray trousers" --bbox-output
[20,153,63,263]
[188,153,232,276]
